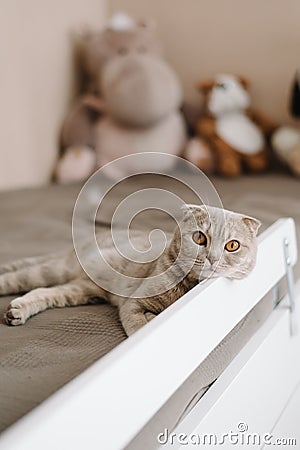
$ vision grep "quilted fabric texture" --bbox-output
[0,174,299,436]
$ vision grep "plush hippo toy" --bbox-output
[185,74,274,177]
[56,13,187,182]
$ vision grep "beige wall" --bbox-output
[111,0,300,124]
[0,0,107,190]
[1,1,298,190]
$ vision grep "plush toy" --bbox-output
[271,72,300,177]
[56,13,187,182]
[185,74,274,177]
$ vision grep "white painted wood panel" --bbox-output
[0,219,297,450]
[164,283,300,450]
[263,381,300,449]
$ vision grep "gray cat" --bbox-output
[0,205,260,336]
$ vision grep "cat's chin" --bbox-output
[199,269,229,279]
[199,269,219,279]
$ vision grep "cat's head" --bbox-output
[178,204,261,280]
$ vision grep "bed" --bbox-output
[0,173,299,449]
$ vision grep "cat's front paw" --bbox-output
[4,299,28,326]
[145,311,157,322]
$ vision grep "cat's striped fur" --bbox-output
[0,205,260,336]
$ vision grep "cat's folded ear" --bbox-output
[181,204,207,221]
[242,216,261,236]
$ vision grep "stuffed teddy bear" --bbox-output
[271,72,300,177]
[185,74,274,177]
[56,13,187,182]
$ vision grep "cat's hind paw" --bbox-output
[4,301,27,326]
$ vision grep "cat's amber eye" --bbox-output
[225,240,240,252]
[192,231,207,246]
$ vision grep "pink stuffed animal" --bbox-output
[56,13,187,182]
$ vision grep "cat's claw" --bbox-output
[4,302,27,326]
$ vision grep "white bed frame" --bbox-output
[0,218,299,449]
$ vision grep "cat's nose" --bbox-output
[208,256,218,266]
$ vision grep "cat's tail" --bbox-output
[0,253,63,275]
[0,252,80,296]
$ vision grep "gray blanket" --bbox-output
[0,174,299,436]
